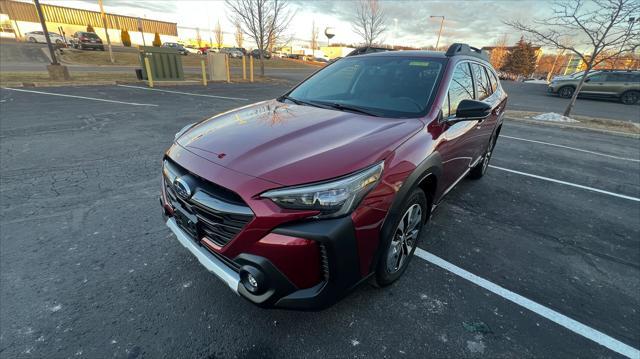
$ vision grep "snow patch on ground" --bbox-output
[466,335,486,354]
[530,112,579,123]
[350,339,360,346]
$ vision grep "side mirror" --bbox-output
[585,78,591,82]
[453,99,492,121]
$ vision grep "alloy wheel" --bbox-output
[621,92,638,105]
[386,204,423,273]
[482,136,496,174]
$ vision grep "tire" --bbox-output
[28,37,37,43]
[468,130,498,179]
[558,86,575,98]
[620,91,639,105]
[373,187,428,287]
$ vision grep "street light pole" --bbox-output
[430,15,444,50]
[33,0,58,65]
[98,0,114,63]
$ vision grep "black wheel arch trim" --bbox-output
[369,152,443,273]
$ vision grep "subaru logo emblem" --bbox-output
[173,177,192,199]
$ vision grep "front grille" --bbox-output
[163,158,254,247]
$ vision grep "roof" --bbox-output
[354,50,447,58]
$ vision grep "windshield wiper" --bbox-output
[279,95,325,109]
[314,101,380,117]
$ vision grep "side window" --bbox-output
[447,63,474,117]
[487,68,498,93]
[587,73,606,82]
[606,73,628,82]
[471,63,492,100]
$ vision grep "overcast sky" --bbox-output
[40,0,555,48]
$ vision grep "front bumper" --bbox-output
[165,206,365,310]
[166,217,240,293]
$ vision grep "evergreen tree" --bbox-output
[121,29,131,47]
[152,32,161,47]
[502,37,537,77]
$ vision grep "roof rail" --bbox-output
[445,43,489,62]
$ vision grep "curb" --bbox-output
[505,117,640,139]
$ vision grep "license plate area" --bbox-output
[174,206,198,239]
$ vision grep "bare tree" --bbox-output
[310,20,319,57]
[505,0,640,115]
[235,23,244,48]
[353,0,386,46]
[225,0,294,76]
[214,20,224,49]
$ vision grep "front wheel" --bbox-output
[28,37,37,43]
[374,188,428,286]
[621,91,639,105]
[558,86,575,98]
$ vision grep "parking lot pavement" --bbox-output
[1,84,638,358]
[501,81,640,123]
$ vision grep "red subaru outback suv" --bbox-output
[161,43,507,309]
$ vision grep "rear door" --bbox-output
[469,63,501,161]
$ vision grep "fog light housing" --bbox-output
[240,266,267,295]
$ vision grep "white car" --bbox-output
[24,31,66,45]
[183,45,201,54]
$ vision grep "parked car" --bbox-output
[161,42,189,55]
[160,43,506,309]
[220,47,243,58]
[251,49,271,59]
[69,32,104,51]
[183,45,201,54]
[548,70,640,104]
[273,51,289,58]
[312,57,329,63]
[288,53,303,60]
[24,31,65,45]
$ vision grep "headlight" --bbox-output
[175,123,196,140]
[261,162,384,218]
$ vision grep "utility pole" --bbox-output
[34,0,58,65]
[137,17,146,47]
[98,0,114,63]
[33,0,70,79]
[430,15,444,50]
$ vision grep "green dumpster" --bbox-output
[139,46,184,81]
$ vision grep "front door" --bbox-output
[437,62,478,191]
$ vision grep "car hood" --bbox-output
[177,100,423,185]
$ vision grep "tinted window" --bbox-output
[447,63,474,117]
[83,32,99,39]
[287,56,444,118]
[488,68,499,93]
[472,63,492,100]
[606,73,633,82]
[587,73,606,82]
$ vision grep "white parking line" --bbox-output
[117,84,249,101]
[501,135,640,163]
[414,248,640,359]
[490,165,640,202]
[2,87,158,106]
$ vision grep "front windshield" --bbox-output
[285,56,445,118]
